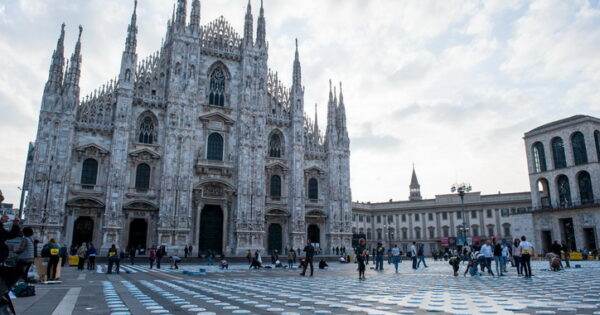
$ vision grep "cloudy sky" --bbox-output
[1,0,599,205]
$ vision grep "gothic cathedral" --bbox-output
[23,0,352,255]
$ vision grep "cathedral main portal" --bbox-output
[199,205,224,254]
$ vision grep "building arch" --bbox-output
[532,141,547,172]
[551,137,567,169]
[206,132,224,161]
[207,61,231,107]
[577,170,594,205]
[571,131,588,165]
[556,174,572,207]
[594,130,600,161]
[268,130,284,158]
[537,177,551,208]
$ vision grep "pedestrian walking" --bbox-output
[416,244,428,268]
[129,246,136,265]
[149,247,156,269]
[184,246,189,258]
[391,244,401,273]
[87,243,97,270]
[188,244,193,257]
[156,245,166,269]
[519,236,534,278]
[356,238,367,280]
[59,244,68,267]
[480,240,494,276]
[107,244,120,274]
[300,239,315,277]
[287,248,296,269]
[501,244,509,273]
[493,240,504,276]
[246,250,252,264]
[561,240,571,268]
[46,239,61,280]
[13,226,35,282]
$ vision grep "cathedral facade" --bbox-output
[23,0,352,255]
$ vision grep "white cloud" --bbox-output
[0,0,599,205]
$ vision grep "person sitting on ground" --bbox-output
[220,256,229,270]
[318,259,329,270]
[546,253,561,272]
[338,256,346,263]
[170,255,182,269]
[249,257,262,269]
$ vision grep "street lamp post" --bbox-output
[451,183,472,245]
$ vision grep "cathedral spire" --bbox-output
[45,23,66,94]
[190,0,200,31]
[64,25,83,98]
[243,0,253,46]
[409,165,422,201]
[256,0,266,48]
[314,103,319,137]
[337,82,348,142]
[325,79,338,147]
[175,0,187,29]
[125,0,138,55]
[292,39,301,89]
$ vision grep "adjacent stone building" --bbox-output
[22,0,352,255]
[515,115,600,253]
[351,168,532,254]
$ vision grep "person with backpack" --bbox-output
[416,244,428,268]
[13,227,35,282]
[107,244,120,274]
[46,239,61,280]
[87,243,97,270]
[391,244,401,273]
[375,242,385,271]
[77,243,87,270]
[59,244,68,267]
[356,238,368,280]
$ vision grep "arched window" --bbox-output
[388,228,395,240]
[269,133,282,158]
[595,130,600,161]
[578,171,594,205]
[402,228,408,240]
[206,133,224,161]
[138,116,156,144]
[503,223,511,237]
[487,225,495,237]
[571,132,588,165]
[81,158,98,186]
[414,227,421,240]
[442,226,449,238]
[537,178,551,208]
[135,163,151,190]
[308,178,318,200]
[552,137,567,169]
[532,142,547,172]
[270,175,281,198]
[208,68,226,106]
[556,175,571,207]
[428,227,435,239]
[366,228,372,240]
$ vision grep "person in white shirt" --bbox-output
[519,236,534,277]
[391,244,401,273]
[410,242,417,270]
[501,244,510,273]
[480,240,494,276]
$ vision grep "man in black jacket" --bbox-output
[300,239,315,276]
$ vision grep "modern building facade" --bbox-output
[514,115,600,253]
[22,0,352,255]
[351,168,532,254]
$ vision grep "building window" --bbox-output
[501,208,510,217]
[377,229,382,240]
[270,175,282,198]
[552,137,567,169]
[388,215,393,223]
[367,228,372,240]
[377,216,381,223]
[415,214,420,221]
[442,212,448,220]
[81,158,98,186]
[208,67,226,106]
[138,115,156,144]
[269,133,283,158]
[352,214,356,222]
[135,163,151,190]
[471,211,477,219]
[366,216,370,223]
[571,131,588,165]
[487,225,495,237]
[358,215,363,222]
[414,227,421,240]
[206,133,224,161]
[457,227,465,238]
[532,141,547,173]
[308,178,318,200]
[402,228,408,240]
[486,209,492,218]
[595,130,600,161]
[578,171,594,205]
[428,227,435,239]
[457,211,462,219]
[428,213,433,221]
[503,223,511,237]
[442,226,449,237]
[471,225,479,237]
[401,214,406,222]
[557,174,571,207]
[388,229,395,240]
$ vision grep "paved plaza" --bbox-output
[12,260,600,315]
